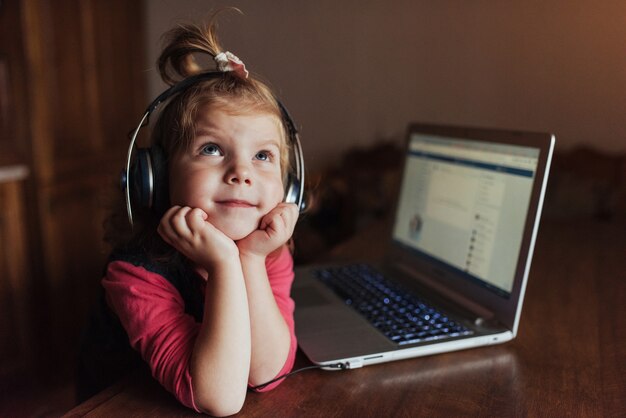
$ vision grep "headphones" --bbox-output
[121,71,305,226]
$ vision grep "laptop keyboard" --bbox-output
[314,264,473,345]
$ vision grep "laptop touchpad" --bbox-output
[292,286,334,308]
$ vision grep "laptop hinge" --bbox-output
[395,262,495,321]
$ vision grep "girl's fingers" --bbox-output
[261,203,298,238]
[283,203,298,229]
[273,203,298,233]
[158,206,180,239]
[186,208,209,232]
[260,209,280,232]
[169,206,193,237]
[158,206,191,240]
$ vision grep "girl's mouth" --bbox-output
[216,199,256,208]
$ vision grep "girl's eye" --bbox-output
[255,151,272,162]
[200,143,222,156]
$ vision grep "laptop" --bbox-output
[292,122,555,369]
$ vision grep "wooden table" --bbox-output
[64,218,626,417]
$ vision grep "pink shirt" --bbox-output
[102,246,297,412]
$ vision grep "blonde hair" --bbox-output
[152,13,291,178]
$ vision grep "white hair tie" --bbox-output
[214,51,249,79]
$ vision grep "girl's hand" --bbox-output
[236,203,298,259]
[158,206,239,271]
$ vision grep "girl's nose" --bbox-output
[225,161,252,185]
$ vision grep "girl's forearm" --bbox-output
[190,258,251,416]
[240,254,291,386]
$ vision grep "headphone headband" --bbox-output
[122,72,305,226]
[146,72,223,114]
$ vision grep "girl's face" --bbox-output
[168,105,285,240]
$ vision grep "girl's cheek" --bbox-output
[264,172,284,196]
[274,181,285,206]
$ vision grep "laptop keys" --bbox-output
[314,264,473,345]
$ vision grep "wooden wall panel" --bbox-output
[0,58,11,150]
[0,173,32,377]
[47,1,98,158]
[41,180,111,355]
[12,0,147,372]
[0,0,35,377]
[92,0,148,156]
[0,0,29,165]
[30,0,147,183]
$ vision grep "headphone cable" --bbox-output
[249,362,348,391]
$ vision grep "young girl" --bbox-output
[78,16,300,416]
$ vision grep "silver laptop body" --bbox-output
[293,123,555,369]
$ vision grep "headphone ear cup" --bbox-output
[149,144,169,216]
[128,148,153,210]
[284,172,304,211]
[128,146,168,216]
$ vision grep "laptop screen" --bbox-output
[392,132,540,297]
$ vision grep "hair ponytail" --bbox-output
[157,10,235,85]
